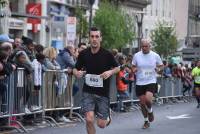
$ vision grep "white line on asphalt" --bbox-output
[166,114,192,120]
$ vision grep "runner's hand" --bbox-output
[100,70,113,80]
[75,70,86,78]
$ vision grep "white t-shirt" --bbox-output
[132,51,163,85]
[32,59,42,86]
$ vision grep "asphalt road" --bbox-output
[17,100,200,134]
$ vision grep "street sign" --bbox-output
[26,3,42,33]
[66,17,76,45]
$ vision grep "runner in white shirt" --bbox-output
[132,39,163,129]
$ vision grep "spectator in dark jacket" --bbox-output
[21,36,35,62]
[56,45,75,71]
[13,51,33,76]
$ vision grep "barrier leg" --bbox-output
[10,120,28,133]
[43,116,60,127]
[0,120,28,133]
[70,111,85,123]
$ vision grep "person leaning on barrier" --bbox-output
[131,38,164,129]
[0,35,16,124]
[21,36,36,62]
[73,27,120,134]
[0,34,16,72]
[56,44,75,74]
[191,59,200,108]
[43,47,60,70]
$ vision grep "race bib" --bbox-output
[141,69,154,79]
[85,74,103,87]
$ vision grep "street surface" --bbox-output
[13,101,200,134]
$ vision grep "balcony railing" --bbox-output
[49,0,89,9]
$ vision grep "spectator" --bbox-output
[31,53,45,111]
[126,54,135,93]
[182,66,192,96]
[13,51,33,113]
[21,36,35,61]
[0,34,16,70]
[116,55,130,112]
[13,51,33,76]
[78,42,87,53]
[73,47,79,61]
[56,45,76,122]
[163,61,172,78]
[172,64,179,78]
[13,37,22,49]
[0,50,13,114]
[56,45,75,72]
[0,34,15,124]
[43,47,60,70]
[35,44,44,55]
[111,48,120,63]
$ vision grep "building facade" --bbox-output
[143,0,176,40]
[117,0,152,53]
[182,0,200,61]
[1,0,89,47]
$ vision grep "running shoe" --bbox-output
[142,121,150,129]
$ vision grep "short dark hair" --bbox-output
[36,53,45,61]
[78,42,86,48]
[0,50,8,61]
[90,27,100,32]
[35,44,44,53]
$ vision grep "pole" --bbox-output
[89,4,93,36]
[136,13,143,52]
[88,0,95,36]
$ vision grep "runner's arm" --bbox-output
[131,65,137,73]
[156,64,164,74]
[100,66,120,80]
[73,68,86,78]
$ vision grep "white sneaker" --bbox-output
[31,105,42,111]
[61,116,73,123]
[25,108,31,114]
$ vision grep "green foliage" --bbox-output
[75,7,88,41]
[150,21,178,59]
[93,1,135,49]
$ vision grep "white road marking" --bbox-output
[166,114,192,120]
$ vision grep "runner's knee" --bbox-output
[85,113,95,125]
[97,120,106,128]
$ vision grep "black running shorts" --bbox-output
[135,83,157,97]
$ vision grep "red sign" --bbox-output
[26,3,42,33]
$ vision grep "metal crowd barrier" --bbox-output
[0,68,188,133]
[70,75,187,110]
[42,70,84,122]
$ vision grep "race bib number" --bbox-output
[142,69,154,79]
[85,74,103,87]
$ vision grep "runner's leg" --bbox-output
[85,111,96,134]
[145,91,154,122]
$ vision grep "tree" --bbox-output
[93,1,135,49]
[150,21,178,59]
[75,7,88,43]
